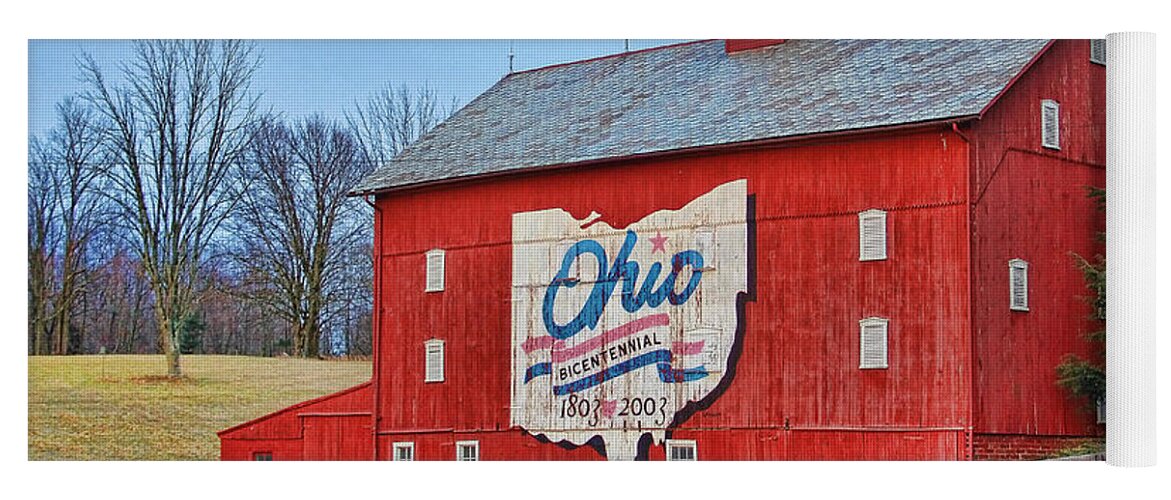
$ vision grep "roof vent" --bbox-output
[725,39,787,53]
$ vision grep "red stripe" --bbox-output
[521,335,555,353]
[671,340,705,356]
[551,313,670,362]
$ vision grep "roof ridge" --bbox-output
[509,39,712,76]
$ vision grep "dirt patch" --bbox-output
[129,375,197,384]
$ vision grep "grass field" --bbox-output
[28,355,371,460]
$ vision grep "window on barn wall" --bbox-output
[859,317,889,369]
[1090,39,1106,65]
[425,249,445,292]
[666,440,697,461]
[424,339,445,382]
[393,442,415,461]
[456,440,479,461]
[1009,259,1030,311]
[1041,100,1061,150]
[252,451,273,461]
[858,209,887,261]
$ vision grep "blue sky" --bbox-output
[28,39,682,139]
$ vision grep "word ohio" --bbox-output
[542,230,704,339]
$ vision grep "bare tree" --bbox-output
[28,138,60,355]
[27,99,108,355]
[82,40,259,376]
[232,117,364,358]
[83,247,155,354]
[49,99,108,354]
[330,238,374,356]
[346,83,456,172]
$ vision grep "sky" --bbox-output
[28,39,682,139]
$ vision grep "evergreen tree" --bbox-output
[178,314,206,355]
[1056,188,1105,413]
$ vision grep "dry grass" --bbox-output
[28,355,371,460]
[1051,438,1107,459]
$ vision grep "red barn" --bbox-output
[219,39,1105,461]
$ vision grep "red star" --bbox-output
[649,231,668,253]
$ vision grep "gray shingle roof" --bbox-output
[354,39,1049,195]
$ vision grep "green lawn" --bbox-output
[28,355,371,460]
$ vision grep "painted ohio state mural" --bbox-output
[511,179,749,460]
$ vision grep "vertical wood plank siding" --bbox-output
[218,41,1104,460]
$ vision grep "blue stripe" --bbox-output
[524,362,552,383]
[553,349,672,395]
[657,363,708,383]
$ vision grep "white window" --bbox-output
[1096,397,1106,424]
[392,442,415,461]
[1009,259,1029,311]
[859,317,889,369]
[1090,39,1106,65]
[425,249,445,292]
[858,209,887,261]
[666,439,697,461]
[1041,100,1060,150]
[424,339,445,383]
[456,440,479,461]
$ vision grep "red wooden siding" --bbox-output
[302,415,373,460]
[377,431,606,461]
[724,40,787,53]
[968,39,1106,439]
[218,40,1104,460]
[218,382,372,460]
[372,128,972,459]
[647,429,965,461]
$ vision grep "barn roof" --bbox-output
[353,39,1050,195]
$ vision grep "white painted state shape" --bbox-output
[511,179,748,460]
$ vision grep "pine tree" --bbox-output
[178,314,206,355]
[1056,188,1105,414]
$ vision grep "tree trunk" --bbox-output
[154,302,182,377]
[52,293,70,355]
[166,344,182,377]
[306,321,320,358]
[31,315,49,356]
[29,264,50,355]
[304,293,323,358]
[294,320,321,359]
[52,240,78,355]
[53,304,69,355]
[29,253,47,355]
